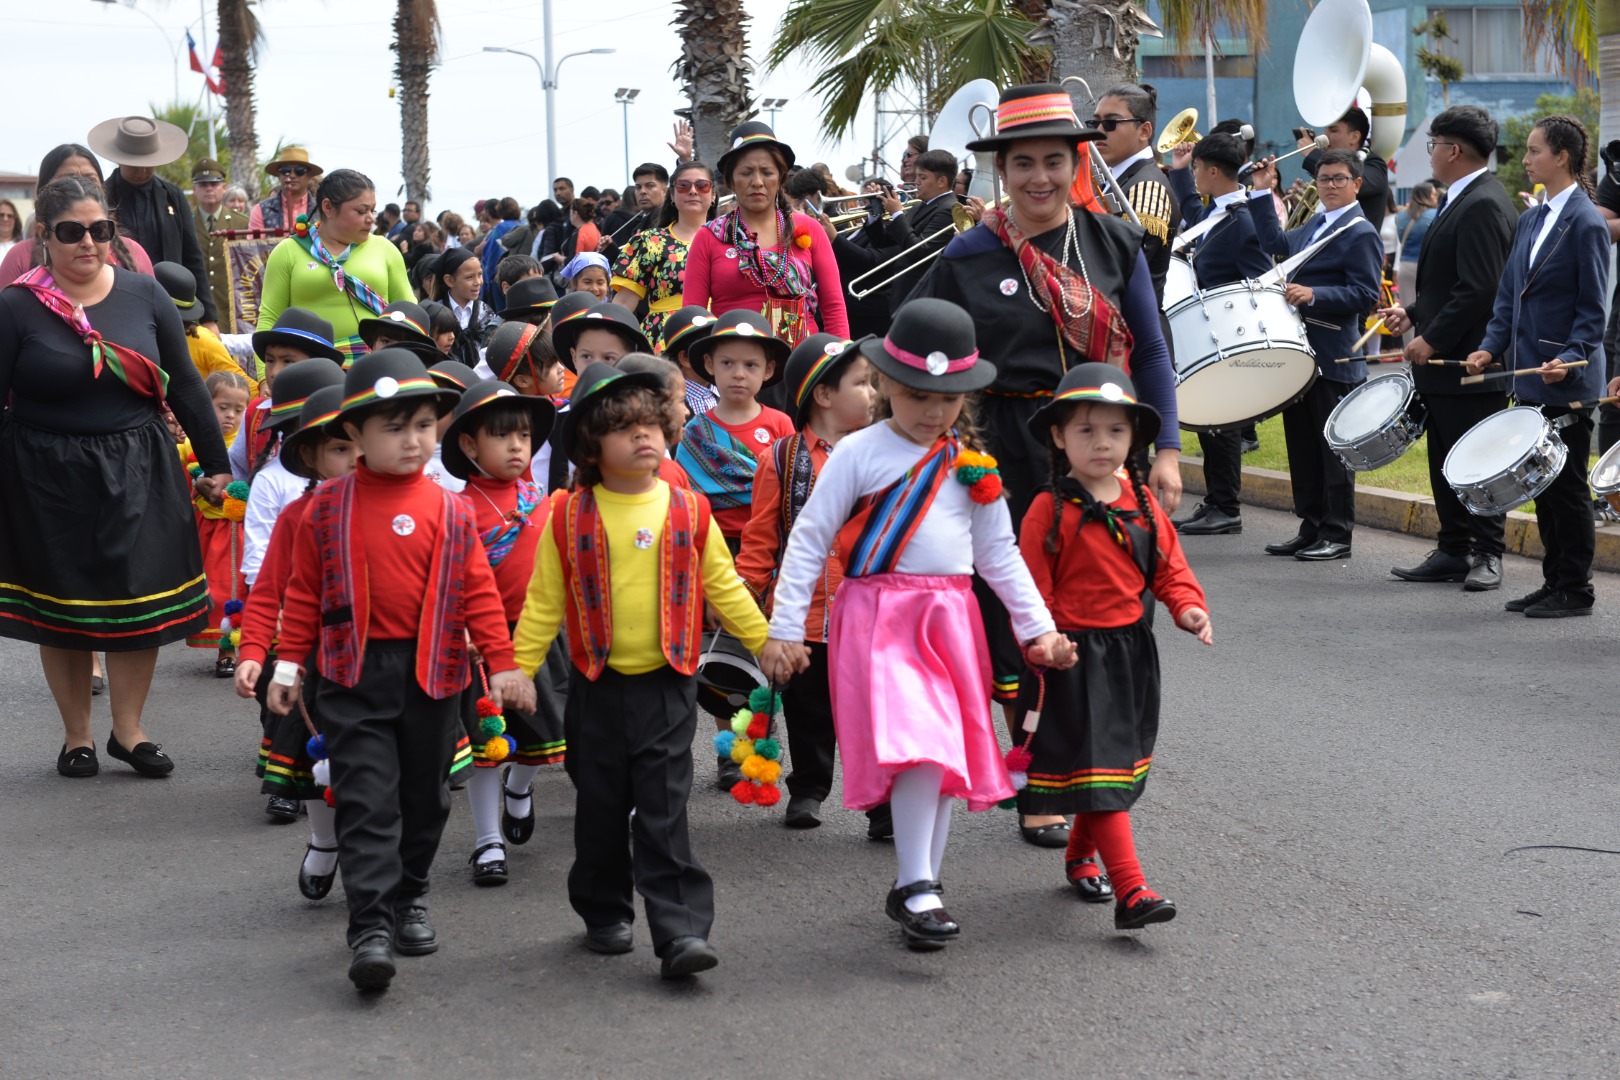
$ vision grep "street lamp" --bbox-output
[615,88,640,187]
[761,97,790,129]
[92,0,183,105]
[484,36,616,188]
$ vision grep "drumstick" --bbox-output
[1459,360,1589,386]
[1351,319,1387,352]
[1564,394,1620,409]
[1333,350,1404,364]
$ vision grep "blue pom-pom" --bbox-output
[501,734,518,756]
[713,730,736,756]
[224,599,245,617]
[306,734,327,760]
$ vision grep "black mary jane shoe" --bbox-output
[501,771,536,846]
[265,794,301,823]
[1114,885,1177,930]
[298,843,339,900]
[584,921,634,955]
[885,880,960,950]
[1065,857,1115,904]
[349,933,395,992]
[469,843,509,887]
[214,653,237,678]
[1018,818,1072,848]
[57,743,99,778]
[393,905,439,956]
[105,732,174,777]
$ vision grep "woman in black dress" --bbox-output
[0,177,230,778]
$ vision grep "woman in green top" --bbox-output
[255,169,412,364]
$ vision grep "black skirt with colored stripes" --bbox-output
[0,415,209,651]
[1013,622,1161,815]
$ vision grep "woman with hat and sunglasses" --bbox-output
[905,83,1181,847]
[611,160,719,350]
[251,147,321,234]
[682,122,849,348]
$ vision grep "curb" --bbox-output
[1178,455,1620,573]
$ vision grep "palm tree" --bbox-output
[216,0,263,199]
[149,101,232,190]
[672,0,756,166]
[393,0,441,206]
[1519,0,1618,143]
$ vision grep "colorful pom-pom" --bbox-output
[729,738,754,764]
[746,716,768,741]
[483,735,511,763]
[479,714,506,739]
[219,616,232,635]
[187,464,204,479]
[730,708,752,736]
[476,696,502,718]
[753,737,780,761]
[713,730,736,756]
[956,449,997,470]
[757,759,782,784]
[956,464,987,486]
[747,685,779,713]
[222,497,248,522]
[306,734,327,760]
[741,754,767,781]
[312,759,330,787]
[970,473,1003,504]
[227,628,241,648]
[225,480,251,501]
[293,214,311,237]
[755,782,782,807]
[730,779,758,804]
[1009,770,1029,790]
[323,787,336,807]
[1005,746,1033,773]
[224,599,244,617]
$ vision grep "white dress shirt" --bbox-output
[1110,145,1156,181]
[1437,166,1488,215]
[1528,183,1576,266]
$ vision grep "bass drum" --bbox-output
[695,630,767,720]
[1592,439,1620,513]
[1163,255,1197,311]
[1167,280,1318,432]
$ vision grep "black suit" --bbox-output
[1117,157,1179,304]
[1407,172,1516,559]
[834,192,958,335]
[106,169,218,323]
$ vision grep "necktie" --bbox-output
[205,214,215,232]
[1435,192,1448,215]
[1528,203,1551,264]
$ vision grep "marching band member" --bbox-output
[1087,83,1178,304]
[1300,106,1391,232]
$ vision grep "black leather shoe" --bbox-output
[265,794,301,822]
[1524,590,1595,618]
[1464,553,1503,592]
[1504,585,1552,612]
[1265,534,1314,556]
[1175,504,1242,535]
[56,743,98,778]
[1391,549,1470,583]
[784,795,823,829]
[348,934,395,991]
[1240,435,1261,454]
[1065,857,1114,903]
[1019,819,1072,847]
[214,653,236,678]
[584,921,634,955]
[1295,540,1352,561]
[1114,886,1177,930]
[866,803,894,841]
[715,755,743,791]
[660,935,719,978]
[105,733,173,777]
[469,843,509,887]
[501,771,535,845]
[298,843,339,900]
[885,880,959,949]
[393,905,438,956]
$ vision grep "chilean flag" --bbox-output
[186,31,224,95]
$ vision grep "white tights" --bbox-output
[889,764,953,913]
[302,798,339,876]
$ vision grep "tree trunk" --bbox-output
[216,0,259,198]
[395,1,434,204]
[1600,0,1620,148]
[673,0,754,167]
[1046,2,1141,108]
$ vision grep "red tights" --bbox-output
[1064,810,1156,902]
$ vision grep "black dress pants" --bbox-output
[1534,407,1596,597]
[1281,377,1358,544]
[974,395,1048,703]
[782,642,836,801]
[1423,391,1508,558]
[1199,429,1243,516]
[563,665,714,953]
[318,640,457,948]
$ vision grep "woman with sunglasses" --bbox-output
[610,160,718,348]
[249,148,322,233]
[0,176,232,780]
[0,144,154,289]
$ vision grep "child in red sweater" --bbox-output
[440,379,563,886]
[1016,364,1213,932]
[251,348,535,993]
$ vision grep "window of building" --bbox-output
[1141,54,1257,78]
[1431,7,1566,76]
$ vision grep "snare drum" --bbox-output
[1163,255,1197,310]
[1166,279,1318,432]
[1442,407,1567,515]
[1590,440,1620,513]
[1323,372,1426,471]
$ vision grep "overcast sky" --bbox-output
[3,0,912,216]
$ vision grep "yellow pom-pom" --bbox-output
[227,628,241,648]
[954,448,997,470]
[730,707,753,736]
[483,737,511,763]
[758,759,782,784]
[730,738,754,764]
[741,754,766,781]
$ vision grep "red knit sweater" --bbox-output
[460,475,546,623]
[237,493,312,667]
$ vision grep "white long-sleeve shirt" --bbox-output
[767,421,1055,645]
[240,456,308,587]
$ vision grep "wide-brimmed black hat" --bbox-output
[252,308,345,364]
[441,381,558,481]
[784,333,865,429]
[487,320,549,384]
[557,362,668,465]
[280,385,348,481]
[965,83,1102,152]
[262,357,345,433]
[859,297,995,394]
[359,301,435,349]
[551,302,653,364]
[717,120,797,179]
[687,309,791,387]
[154,261,203,324]
[337,348,460,423]
[427,359,481,393]
[659,305,717,357]
[1027,362,1161,450]
[499,276,560,321]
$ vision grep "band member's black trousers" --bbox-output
[1533,407,1596,597]
[1200,429,1243,516]
[1423,391,1508,558]
[1281,377,1358,545]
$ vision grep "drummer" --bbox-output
[1164,132,1275,538]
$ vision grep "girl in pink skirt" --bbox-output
[762,298,1076,951]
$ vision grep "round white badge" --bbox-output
[725,248,738,260]
[374,376,400,398]
[735,322,756,337]
[494,389,515,398]
[634,527,655,550]
[389,311,407,322]
[1100,383,1125,401]
[691,315,712,327]
[999,278,1019,296]
[392,514,416,536]
[587,311,604,319]
[754,428,772,444]
[925,351,950,376]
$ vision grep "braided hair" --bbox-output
[1534,114,1596,198]
[1039,403,1160,585]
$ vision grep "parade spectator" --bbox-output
[612,160,717,348]
[191,158,248,333]
[250,148,320,232]
[0,199,22,257]
[224,185,250,214]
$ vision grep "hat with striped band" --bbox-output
[556,361,670,465]
[251,307,346,365]
[359,301,435,349]
[659,305,716,357]
[280,385,349,481]
[441,380,557,481]
[783,332,866,429]
[261,357,345,433]
[717,120,797,179]
[1026,362,1160,449]
[337,348,460,422]
[551,301,654,365]
[858,297,995,394]
[965,83,1102,152]
[499,276,560,322]
[687,308,791,386]
[427,359,481,392]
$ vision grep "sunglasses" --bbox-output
[675,179,714,194]
[279,165,310,177]
[1084,117,1147,132]
[52,219,117,244]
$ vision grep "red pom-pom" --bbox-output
[746,716,769,740]
[970,473,1003,504]
[1005,746,1033,772]
[323,788,336,807]
[755,782,782,807]
[476,697,501,718]
[730,779,757,804]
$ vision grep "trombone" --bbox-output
[847,197,1005,299]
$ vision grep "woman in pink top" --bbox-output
[682,122,848,345]
[0,144,154,287]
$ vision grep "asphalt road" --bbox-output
[3,504,1619,1079]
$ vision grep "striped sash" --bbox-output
[675,414,758,511]
[835,435,956,578]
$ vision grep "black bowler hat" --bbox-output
[659,305,716,357]
[262,357,345,433]
[359,301,435,349]
[441,381,557,481]
[252,308,345,364]
[557,362,668,465]
[551,302,654,363]
[783,332,864,429]
[965,83,1102,152]
[487,321,548,384]
[859,297,995,394]
[427,359,481,393]
[280,385,347,481]
[1027,363,1160,450]
[687,309,791,387]
[337,348,460,423]
[717,120,797,178]
[499,276,560,321]
[154,261,203,324]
